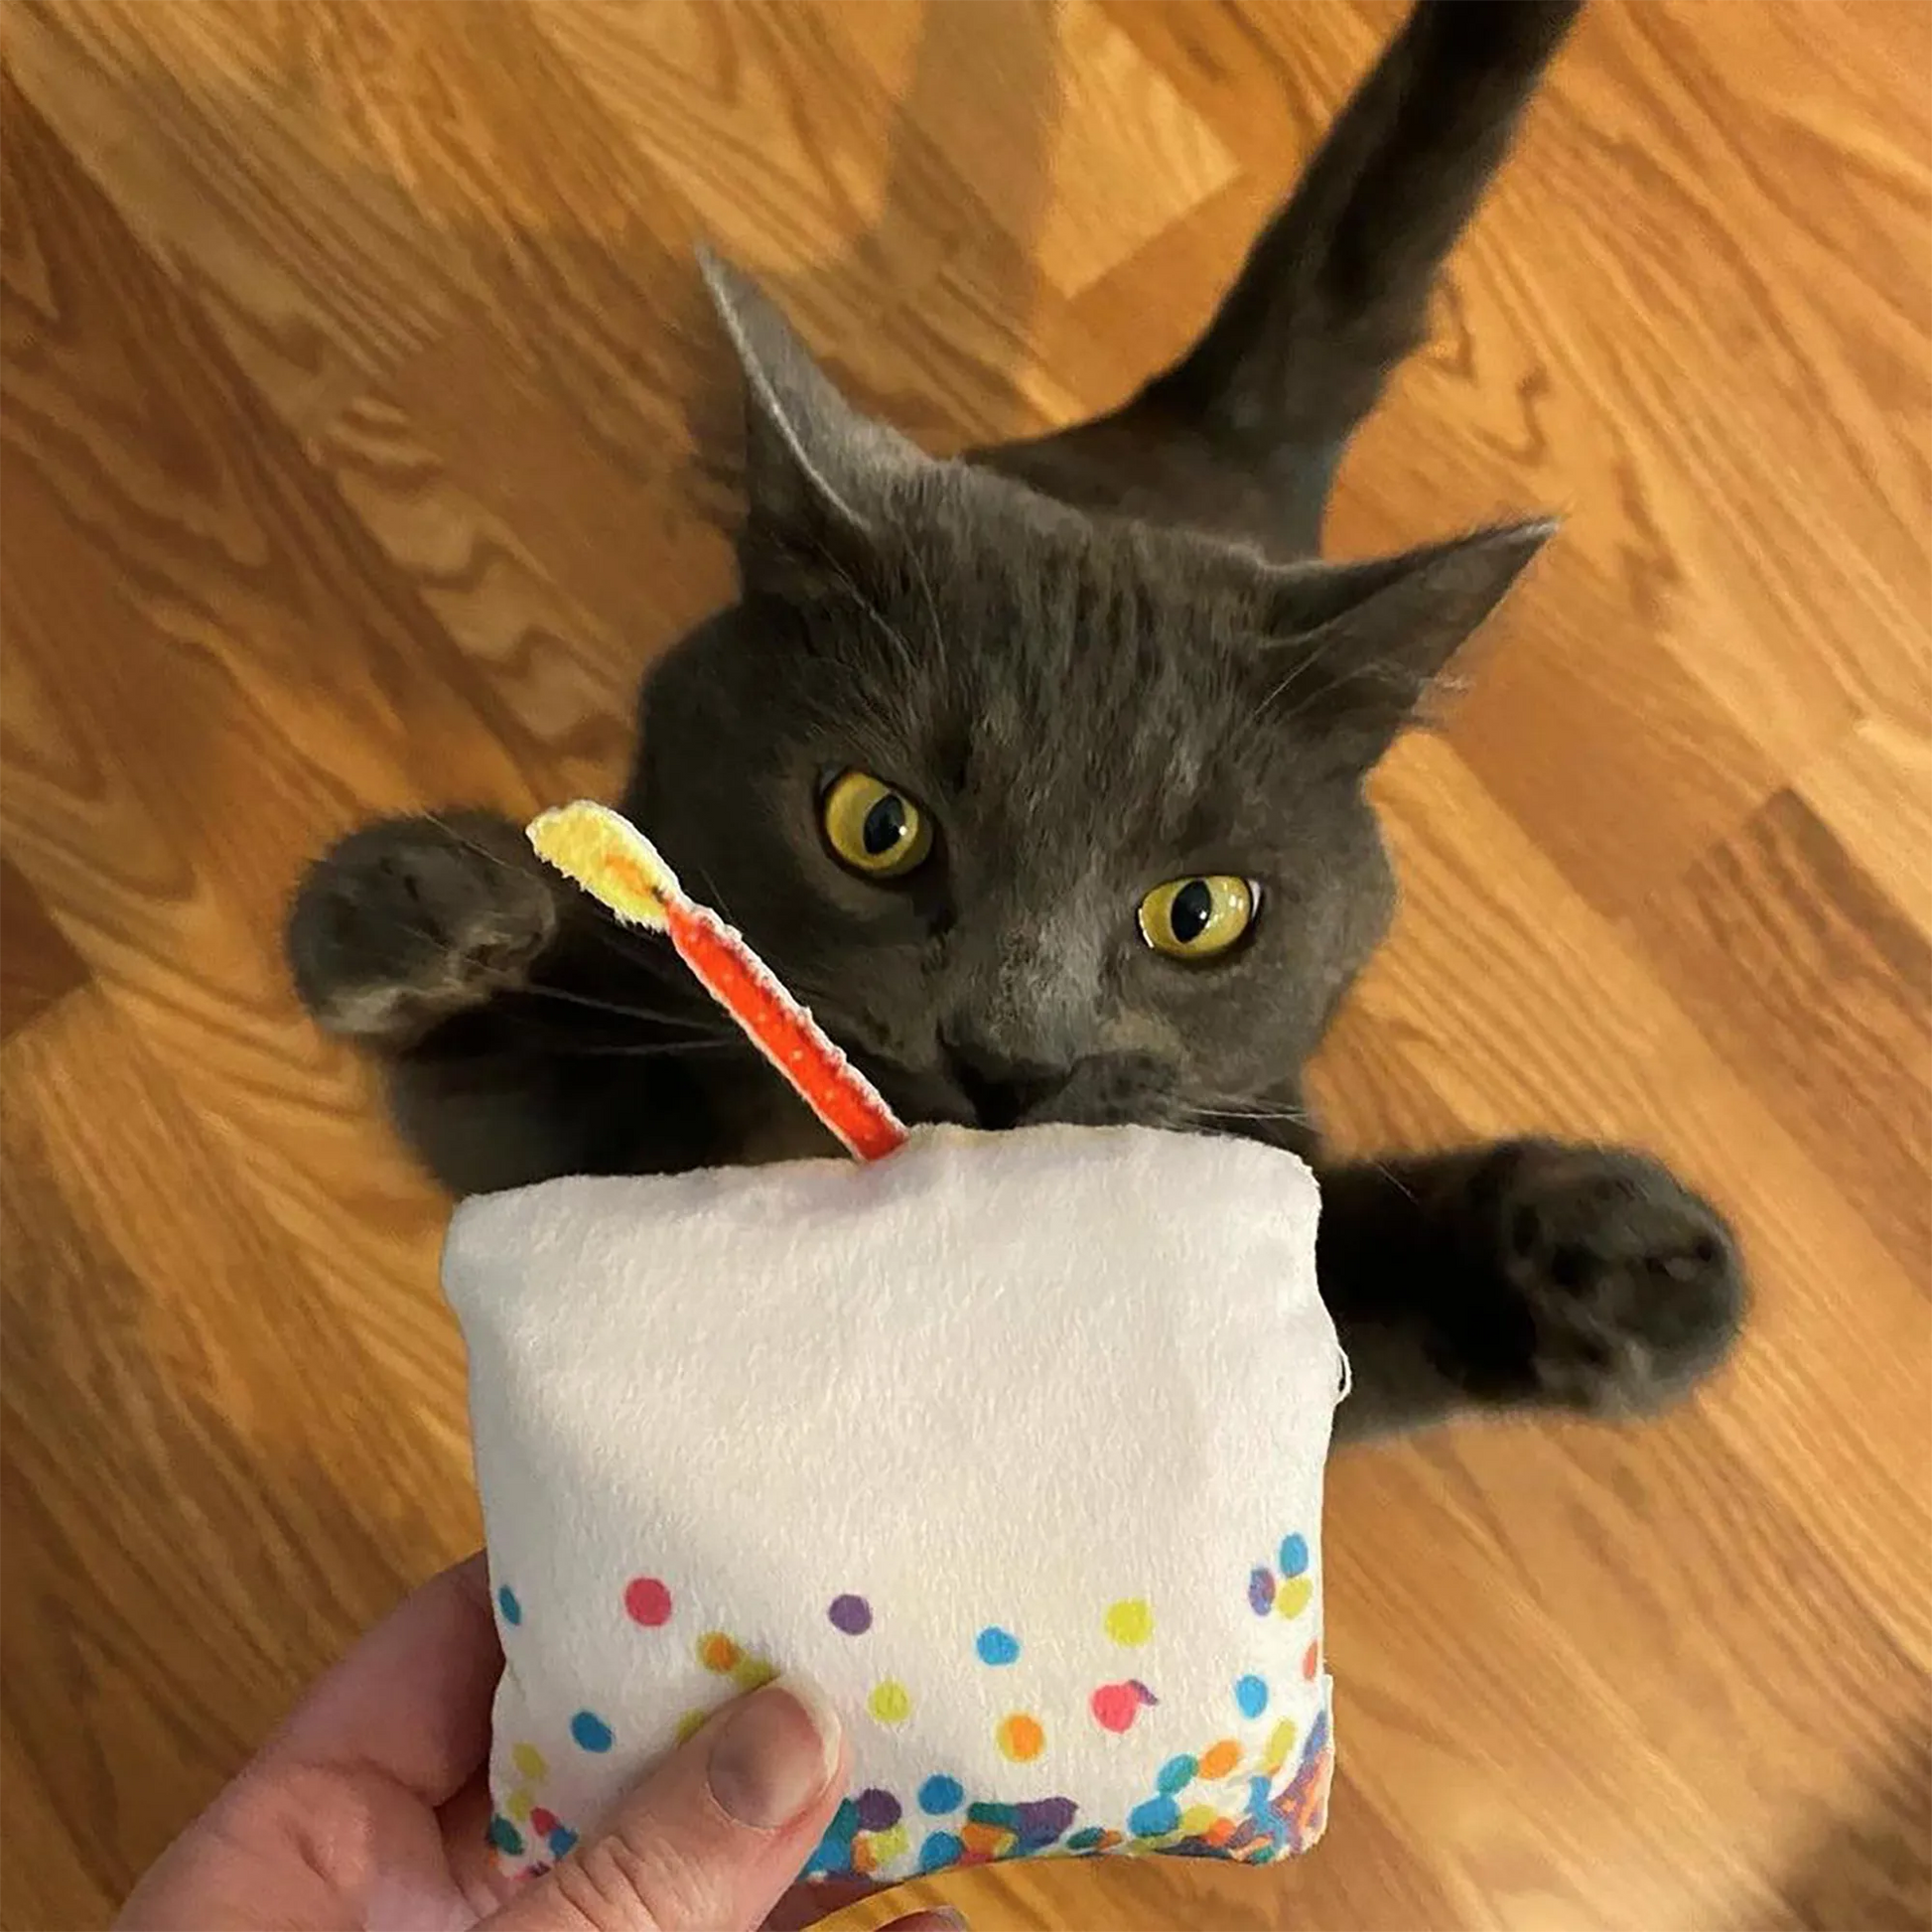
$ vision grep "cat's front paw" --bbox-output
[287,812,560,1045]
[1444,1141,1747,1416]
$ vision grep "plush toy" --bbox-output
[441,804,1342,1886]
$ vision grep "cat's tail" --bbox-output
[983,1,1582,543]
[1141,0,1584,456]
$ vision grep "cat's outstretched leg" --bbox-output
[287,812,564,1046]
[1318,1140,1747,1446]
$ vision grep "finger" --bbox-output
[259,1553,500,1809]
[879,1914,968,1932]
[485,1677,847,1932]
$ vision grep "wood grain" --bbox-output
[3,5,1928,1929]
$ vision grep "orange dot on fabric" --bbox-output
[851,1837,878,1876]
[1198,1738,1240,1780]
[674,1709,709,1744]
[1274,1576,1313,1620]
[1104,1598,1154,1646]
[997,1713,1045,1762]
[1263,1718,1299,1773]
[1206,1816,1238,1848]
[698,1631,741,1673]
[1303,1640,1320,1681]
[869,1679,912,1725]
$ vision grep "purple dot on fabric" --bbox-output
[1017,1797,1077,1843]
[1248,1567,1276,1616]
[855,1787,900,1830]
[828,1593,873,1635]
[1130,1679,1159,1706]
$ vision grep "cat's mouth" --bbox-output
[841,1038,1176,1135]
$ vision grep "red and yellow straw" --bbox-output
[527,801,907,1163]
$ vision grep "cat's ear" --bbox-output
[1254,519,1554,763]
[699,248,927,593]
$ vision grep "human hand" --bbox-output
[118,1555,955,1932]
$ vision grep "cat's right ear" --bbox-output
[698,249,927,596]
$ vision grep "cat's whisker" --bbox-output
[501,981,729,1035]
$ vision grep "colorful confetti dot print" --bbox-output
[975,1625,1021,1666]
[697,1631,741,1673]
[997,1714,1045,1762]
[570,1711,615,1753]
[1157,1754,1196,1795]
[496,1586,522,1626]
[1235,1674,1269,1719]
[1274,1577,1313,1620]
[1199,1738,1240,1780]
[548,1826,578,1859]
[1279,1534,1310,1578]
[623,1577,673,1627]
[506,1788,533,1824]
[531,1807,558,1837]
[1263,1718,1299,1774]
[856,1788,900,1830]
[1247,1568,1275,1616]
[1303,1641,1320,1682]
[487,1816,524,1856]
[918,1775,964,1815]
[827,1593,872,1635]
[511,1741,548,1782]
[919,1831,963,1872]
[732,1653,777,1691]
[674,1709,709,1745]
[1130,1795,1179,1839]
[868,1679,911,1725]
[1104,1598,1154,1646]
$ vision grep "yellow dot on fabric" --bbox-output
[511,1741,548,1783]
[873,1823,910,1865]
[698,1631,741,1673]
[997,1713,1045,1762]
[674,1709,710,1745]
[1274,1576,1313,1620]
[1263,1718,1299,1773]
[733,1654,777,1691]
[1179,1803,1218,1836]
[505,1787,534,1823]
[1198,1738,1240,1780]
[869,1679,912,1725]
[1104,1598,1154,1646]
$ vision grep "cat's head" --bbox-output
[624,255,1548,1140]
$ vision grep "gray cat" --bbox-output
[289,0,1743,1445]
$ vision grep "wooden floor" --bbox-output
[3,3,1928,1927]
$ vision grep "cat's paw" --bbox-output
[287,812,560,1045]
[1478,1142,1747,1415]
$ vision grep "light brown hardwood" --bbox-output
[3,4,1927,1927]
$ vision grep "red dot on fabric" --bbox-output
[624,1577,672,1627]
[1303,1640,1320,1681]
[1090,1683,1140,1732]
[530,1808,558,1838]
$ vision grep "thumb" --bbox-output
[483,1678,847,1932]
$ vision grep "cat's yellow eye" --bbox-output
[1138,876,1257,961]
[821,770,934,879]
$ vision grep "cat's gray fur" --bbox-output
[289,0,1744,1445]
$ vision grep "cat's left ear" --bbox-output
[1254,519,1555,763]
[699,248,929,594]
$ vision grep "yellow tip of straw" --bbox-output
[527,801,680,929]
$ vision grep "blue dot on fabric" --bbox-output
[918,1773,965,1815]
[975,1625,1021,1666]
[1279,1533,1310,1579]
[1157,1753,1197,1796]
[570,1710,615,1753]
[496,1586,521,1626]
[1235,1673,1269,1719]
[1130,1796,1180,1839]
[918,1830,964,1872]
[486,1815,524,1856]
[548,1826,578,1858]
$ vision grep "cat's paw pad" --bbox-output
[1495,1144,1746,1414]
[287,813,558,1043]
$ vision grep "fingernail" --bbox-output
[707,1675,841,1829]
[881,1911,969,1932]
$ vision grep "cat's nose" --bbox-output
[941,1036,1072,1131]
